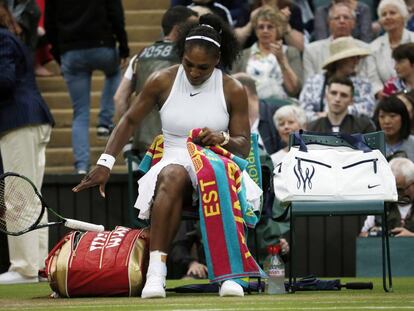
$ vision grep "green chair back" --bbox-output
[289,131,385,156]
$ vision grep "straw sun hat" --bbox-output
[322,36,371,69]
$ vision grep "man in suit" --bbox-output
[303,2,381,94]
[0,4,54,284]
[233,72,283,155]
[307,76,375,134]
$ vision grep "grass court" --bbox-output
[1,277,414,310]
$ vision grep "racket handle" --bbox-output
[65,219,105,232]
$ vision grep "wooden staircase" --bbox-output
[38,0,169,174]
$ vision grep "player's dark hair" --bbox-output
[175,13,240,70]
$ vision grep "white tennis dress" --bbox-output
[134,65,262,219]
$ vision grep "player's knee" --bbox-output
[157,165,190,193]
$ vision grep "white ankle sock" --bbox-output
[148,251,167,276]
[149,250,167,262]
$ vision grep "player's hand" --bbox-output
[198,127,227,146]
[72,166,111,198]
[187,261,208,279]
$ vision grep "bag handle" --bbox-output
[292,130,372,153]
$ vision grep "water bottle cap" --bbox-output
[267,244,281,255]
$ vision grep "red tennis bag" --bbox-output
[45,226,149,297]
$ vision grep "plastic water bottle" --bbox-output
[263,244,286,294]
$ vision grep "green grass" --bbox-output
[1,278,414,310]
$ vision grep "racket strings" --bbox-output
[0,176,43,234]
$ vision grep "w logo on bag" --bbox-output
[293,164,315,192]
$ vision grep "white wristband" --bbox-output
[96,153,116,170]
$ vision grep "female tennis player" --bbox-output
[73,14,261,298]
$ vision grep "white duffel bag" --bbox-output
[273,132,398,202]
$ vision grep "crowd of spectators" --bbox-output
[165,0,414,249]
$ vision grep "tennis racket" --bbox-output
[0,172,105,236]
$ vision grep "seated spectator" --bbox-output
[233,72,283,155]
[271,105,307,166]
[374,95,414,161]
[307,76,376,134]
[294,0,315,40]
[370,0,414,99]
[383,43,414,96]
[188,0,234,25]
[172,0,250,27]
[303,2,379,87]
[300,36,375,122]
[236,0,305,51]
[232,6,302,100]
[189,5,213,16]
[360,157,414,237]
[313,0,373,43]
[219,0,250,27]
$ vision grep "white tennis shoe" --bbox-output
[0,271,38,285]
[141,274,166,298]
[141,262,167,299]
[219,280,244,297]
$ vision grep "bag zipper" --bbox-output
[342,158,378,173]
[295,157,332,170]
[69,232,86,269]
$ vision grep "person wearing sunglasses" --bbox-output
[360,157,414,237]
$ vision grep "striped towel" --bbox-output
[187,128,264,282]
